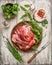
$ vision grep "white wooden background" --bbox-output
[0,0,52,65]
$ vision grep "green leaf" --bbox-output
[4,13,11,19]
[27,13,32,20]
[20,14,27,19]
[20,6,27,11]
[1,5,6,12]
[12,3,20,15]
[32,28,40,36]
[24,4,31,8]
[31,45,38,50]
[6,5,12,13]
[34,35,39,43]
[3,37,23,63]
[13,3,18,8]
[12,11,17,15]
[26,21,43,41]
[29,20,42,33]
[27,21,42,33]
[41,19,48,27]
[20,6,32,20]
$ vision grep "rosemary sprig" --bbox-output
[3,36,23,63]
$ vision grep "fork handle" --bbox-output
[27,52,38,63]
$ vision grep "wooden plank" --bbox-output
[0,0,18,65]
[33,0,51,64]
[0,0,52,65]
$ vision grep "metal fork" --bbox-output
[27,41,50,63]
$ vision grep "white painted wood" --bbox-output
[0,0,51,65]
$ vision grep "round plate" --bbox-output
[11,21,42,51]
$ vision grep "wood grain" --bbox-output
[0,0,52,65]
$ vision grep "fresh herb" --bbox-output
[30,20,42,33]
[27,21,42,42]
[32,28,40,36]
[3,36,23,63]
[34,35,39,43]
[20,6,32,20]
[26,20,42,33]
[27,12,32,20]
[20,14,27,19]
[20,12,32,20]
[1,3,20,19]
[1,5,6,12]
[24,4,31,8]
[41,19,48,27]
[20,6,27,11]
[30,45,38,50]
[4,13,11,19]
[12,3,20,15]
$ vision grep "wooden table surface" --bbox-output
[0,0,52,65]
